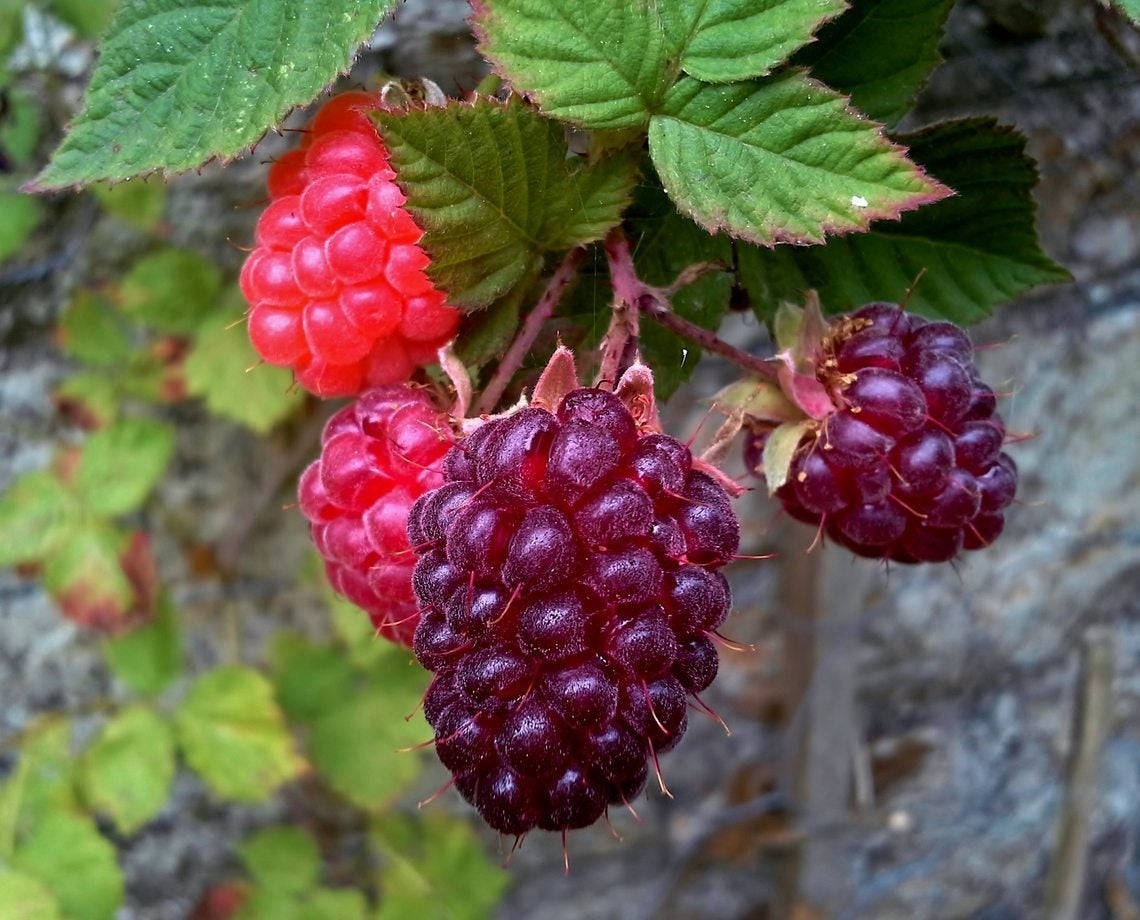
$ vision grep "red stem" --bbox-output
[596,230,642,388]
[602,227,779,383]
[476,247,585,414]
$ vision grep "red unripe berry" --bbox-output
[242,92,459,397]
[300,386,453,644]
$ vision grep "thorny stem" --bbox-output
[476,247,585,414]
[601,228,780,383]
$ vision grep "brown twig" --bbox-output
[476,247,584,414]
[601,227,780,383]
[1044,627,1116,920]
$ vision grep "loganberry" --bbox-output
[409,388,740,835]
[240,91,460,397]
[300,385,453,644]
[749,303,1016,562]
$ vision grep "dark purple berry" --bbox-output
[411,387,738,833]
[751,304,1017,563]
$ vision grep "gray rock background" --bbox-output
[2,1,1139,918]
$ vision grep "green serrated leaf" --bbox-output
[54,373,120,429]
[32,0,400,188]
[185,305,303,432]
[269,633,356,723]
[0,869,63,920]
[660,0,846,83]
[377,97,636,309]
[12,813,123,920]
[649,74,949,246]
[762,420,811,494]
[239,826,319,896]
[795,0,955,126]
[119,248,222,333]
[79,705,174,834]
[0,471,77,567]
[103,595,182,695]
[372,814,507,920]
[57,290,135,367]
[307,649,428,811]
[473,0,672,131]
[0,190,42,261]
[42,524,134,628]
[74,417,174,516]
[92,179,166,231]
[174,666,303,802]
[739,118,1071,323]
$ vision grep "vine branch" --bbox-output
[601,227,780,383]
[476,247,585,414]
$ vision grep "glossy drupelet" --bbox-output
[240,91,460,397]
[299,386,453,644]
[754,303,1017,562]
[408,388,740,834]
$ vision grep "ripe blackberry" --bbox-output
[300,385,453,644]
[409,388,739,835]
[752,303,1016,562]
[240,91,460,397]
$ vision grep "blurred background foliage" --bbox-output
[0,3,509,918]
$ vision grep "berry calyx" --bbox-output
[409,383,739,835]
[300,385,453,644]
[241,91,460,397]
[748,303,1017,562]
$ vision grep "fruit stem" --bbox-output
[602,227,780,383]
[476,247,585,414]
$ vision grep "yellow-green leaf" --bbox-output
[11,813,123,920]
[174,667,303,802]
[80,706,174,833]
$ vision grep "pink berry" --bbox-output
[300,385,453,644]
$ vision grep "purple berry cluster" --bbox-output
[770,304,1017,562]
[407,388,739,834]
